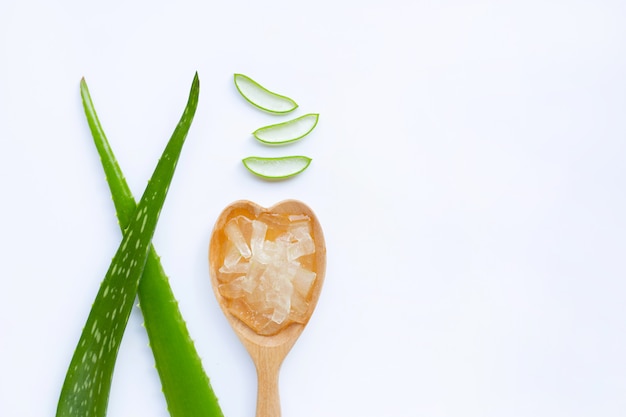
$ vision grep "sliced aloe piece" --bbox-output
[234,73,298,114]
[242,155,312,179]
[253,113,319,145]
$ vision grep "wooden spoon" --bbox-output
[208,199,326,417]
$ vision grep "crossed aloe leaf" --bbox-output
[57,74,223,417]
[233,73,318,179]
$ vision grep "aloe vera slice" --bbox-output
[79,78,223,417]
[242,155,312,179]
[57,73,200,417]
[234,73,298,114]
[252,113,319,145]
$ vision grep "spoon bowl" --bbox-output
[209,199,326,417]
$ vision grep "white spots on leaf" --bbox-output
[140,212,149,233]
[135,205,148,220]
[108,335,116,351]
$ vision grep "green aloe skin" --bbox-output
[57,73,222,417]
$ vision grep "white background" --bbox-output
[1,0,625,416]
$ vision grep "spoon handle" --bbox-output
[255,351,283,417]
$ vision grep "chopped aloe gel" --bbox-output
[242,155,311,179]
[216,213,317,335]
[234,73,298,114]
[224,217,252,258]
[250,220,268,255]
[252,113,319,145]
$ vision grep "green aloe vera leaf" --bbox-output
[234,73,298,114]
[79,77,223,417]
[253,113,319,145]
[56,73,200,417]
[242,155,312,179]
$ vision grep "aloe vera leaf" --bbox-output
[56,73,200,417]
[79,77,223,417]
